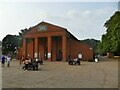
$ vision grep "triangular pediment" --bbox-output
[26,21,66,34]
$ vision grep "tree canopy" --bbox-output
[2,28,30,55]
[0,41,2,46]
[2,35,22,55]
[98,11,120,55]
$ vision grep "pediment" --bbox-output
[26,21,66,34]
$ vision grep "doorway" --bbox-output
[52,36,62,61]
[38,37,47,60]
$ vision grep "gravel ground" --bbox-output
[1,57,118,88]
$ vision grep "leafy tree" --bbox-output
[19,28,30,44]
[2,35,21,55]
[98,11,120,55]
[0,41,2,46]
[19,28,29,37]
[2,28,30,55]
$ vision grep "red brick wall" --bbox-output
[68,39,93,61]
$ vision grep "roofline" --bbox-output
[28,21,67,31]
[65,30,79,41]
[24,21,79,41]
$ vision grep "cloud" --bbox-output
[44,7,116,40]
[0,2,117,41]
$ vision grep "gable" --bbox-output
[26,22,66,34]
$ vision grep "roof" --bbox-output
[28,21,67,31]
[26,21,79,41]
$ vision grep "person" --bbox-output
[77,58,80,65]
[28,58,33,68]
[21,57,25,70]
[1,55,5,67]
[19,55,22,65]
[77,53,82,65]
[25,58,29,70]
[73,58,77,65]
[68,56,74,65]
[32,58,38,70]
[7,56,11,67]
[95,55,98,63]
[21,55,25,63]
[21,55,26,69]
[39,58,43,65]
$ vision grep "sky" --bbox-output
[0,1,119,41]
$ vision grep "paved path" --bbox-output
[1,57,118,88]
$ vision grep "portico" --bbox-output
[23,34,67,61]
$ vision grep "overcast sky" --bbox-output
[0,1,119,41]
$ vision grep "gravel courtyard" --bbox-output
[1,57,118,88]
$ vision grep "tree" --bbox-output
[19,28,29,37]
[80,39,100,55]
[2,28,30,56]
[2,35,21,55]
[98,11,120,55]
[0,41,2,46]
[19,28,30,45]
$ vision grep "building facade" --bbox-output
[19,22,93,61]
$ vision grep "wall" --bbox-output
[68,38,93,61]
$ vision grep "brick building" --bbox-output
[19,21,93,61]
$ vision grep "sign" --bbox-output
[38,25,47,31]
[34,53,37,58]
[48,53,51,58]
[78,54,82,58]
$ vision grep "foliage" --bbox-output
[19,28,30,44]
[0,41,2,46]
[2,35,21,55]
[2,28,30,55]
[98,11,120,55]
[80,39,100,55]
